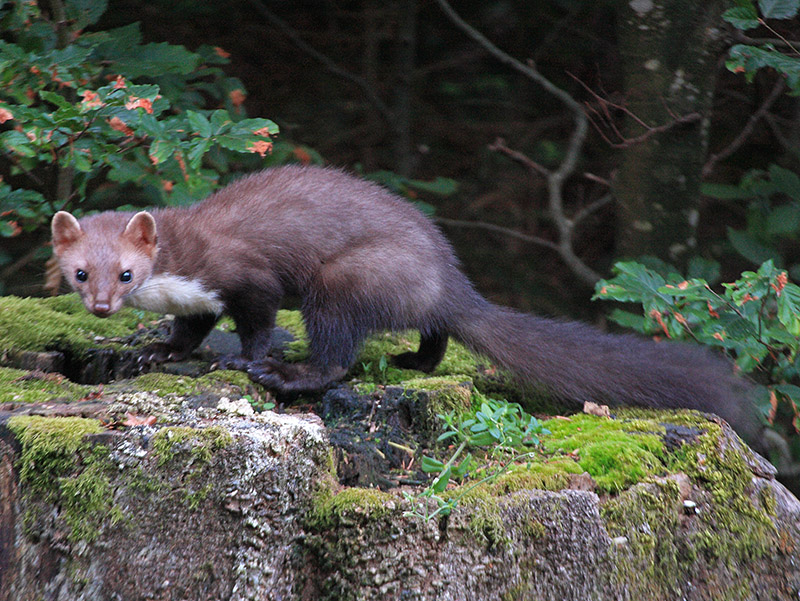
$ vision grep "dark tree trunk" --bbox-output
[614,0,728,268]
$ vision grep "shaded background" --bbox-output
[6,0,799,321]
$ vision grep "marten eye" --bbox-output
[120,270,132,283]
[75,269,88,283]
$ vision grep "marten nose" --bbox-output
[92,301,111,317]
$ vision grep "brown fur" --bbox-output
[51,165,763,446]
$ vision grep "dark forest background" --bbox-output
[4,0,799,322]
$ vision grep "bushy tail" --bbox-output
[450,298,762,446]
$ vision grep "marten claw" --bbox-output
[213,355,252,371]
[137,343,191,365]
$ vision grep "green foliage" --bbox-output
[0,0,278,239]
[724,0,800,92]
[595,259,800,437]
[405,395,549,521]
[703,166,800,279]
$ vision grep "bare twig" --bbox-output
[435,217,559,252]
[570,72,702,149]
[572,193,613,225]
[734,29,800,50]
[703,78,785,177]
[434,0,599,286]
[608,112,701,149]
[487,138,549,177]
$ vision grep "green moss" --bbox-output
[0,366,93,403]
[7,415,103,496]
[0,294,155,357]
[130,370,262,398]
[7,415,120,543]
[669,422,776,562]
[276,309,309,361]
[543,414,666,493]
[151,425,233,467]
[487,458,585,494]
[150,425,232,510]
[306,482,395,530]
[184,481,215,510]
[401,376,475,434]
[601,479,684,595]
[463,496,509,548]
[59,450,125,542]
[597,419,778,597]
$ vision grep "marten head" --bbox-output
[51,210,158,317]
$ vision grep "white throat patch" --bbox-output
[125,274,224,316]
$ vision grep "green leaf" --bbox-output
[766,203,800,236]
[606,309,650,334]
[727,45,800,92]
[1,130,36,157]
[420,456,444,473]
[687,257,720,284]
[0,221,16,236]
[728,227,780,266]
[186,111,212,138]
[39,90,75,111]
[232,117,279,136]
[777,282,800,336]
[112,42,201,78]
[437,430,459,443]
[407,177,458,196]
[148,139,175,165]
[470,431,497,446]
[759,0,799,19]
[209,110,232,133]
[768,164,800,200]
[775,383,800,401]
[723,5,760,29]
[187,138,212,169]
[65,0,108,28]
[432,467,451,494]
[701,182,754,200]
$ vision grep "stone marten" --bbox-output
[51,165,762,445]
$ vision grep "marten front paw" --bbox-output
[138,342,192,364]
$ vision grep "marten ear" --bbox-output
[51,211,84,255]
[123,211,158,257]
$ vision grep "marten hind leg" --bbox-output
[392,331,449,372]
[245,299,364,393]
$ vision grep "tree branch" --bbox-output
[434,0,599,286]
[703,78,785,177]
[435,217,559,252]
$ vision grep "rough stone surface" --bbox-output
[1,407,330,601]
[2,392,799,601]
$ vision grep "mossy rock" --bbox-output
[0,366,94,403]
[0,294,155,356]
